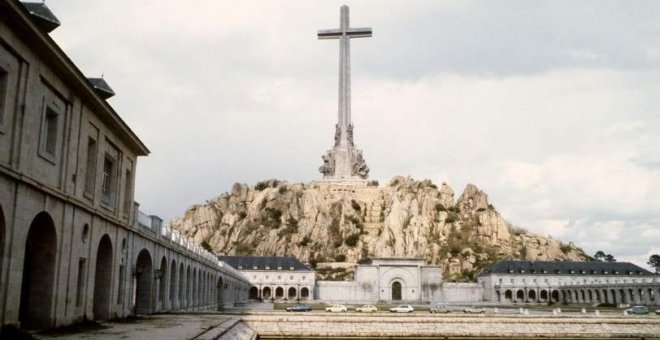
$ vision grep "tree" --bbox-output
[648,254,660,273]
[593,250,616,262]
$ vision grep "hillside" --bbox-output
[170,176,587,280]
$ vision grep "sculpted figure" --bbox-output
[319,153,336,176]
[352,151,369,179]
[347,124,354,146]
[334,124,341,147]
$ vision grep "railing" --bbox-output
[134,207,239,277]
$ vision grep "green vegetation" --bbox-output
[351,200,361,211]
[508,225,527,235]
[298,236,311,246]
[334,254,346,262]
[255,181,269,191]
[367,180,379,186]
[593,250,616,262]
[344,233,361,247]
[435,203,446,212]
[200,240,213,252]
[445,212,459,223]
[648,254,660,273]
[559,243,572,254]
[277,224,298,239]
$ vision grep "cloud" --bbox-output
[44,1,660,269]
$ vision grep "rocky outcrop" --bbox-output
[170,176,587,281]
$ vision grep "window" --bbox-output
[84,137,98,196]
[101,143,120,209]
[76,258,87,307]
[43,108,59,156]
[290,276,294,280]
[303,276,306,281]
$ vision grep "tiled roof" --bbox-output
[218,256,313,272]
[479,260,654,276]
[21,2,60,32]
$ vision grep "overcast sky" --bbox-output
[46,0,660,269]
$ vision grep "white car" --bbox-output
[389,304,415,313]
[355,304,378,313]
[325,304,348,312]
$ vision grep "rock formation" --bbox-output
[170,177,587,281]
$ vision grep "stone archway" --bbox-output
[288,287,297,300]
[216,277,224,310]
[275,286,284,299]
[528,290,537,302]
[135,249,153,315]
[516,289,525,302]
[249,286,259,300]
[186,265,192,307]
[19,212,57,329]
[551,290,560,303]
[93,235,113,320]
[540,290,548,302]
[504,290,513,302]
[392,281,402,301]
[263,286,271,300]
[170,260,177,308]
[301,287,310,300]
[158,256,167,310]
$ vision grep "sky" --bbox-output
[45,0,660,269]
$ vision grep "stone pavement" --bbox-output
[33,314,239,340]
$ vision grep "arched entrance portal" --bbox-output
[288,287,297,300]
[19,212,57,329]
[93,235,113,320]
[275,287,284,299]
[262,286,271,300]
[135,249,153,315]
[249,286,259,300]
[392,281,402,301]
[301,287,310,300]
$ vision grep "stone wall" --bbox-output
[241,314,660,339]
[439,282,484,303]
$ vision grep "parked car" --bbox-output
[626,306,649,315]
[389,304,415,313]
[429,304,451,313]
[463,306,486,314]
[286,303,312,312]
[325,304,348,312]
[355,304,378,313]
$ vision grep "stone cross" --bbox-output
[318,5,372,147]
[317,5,371,181]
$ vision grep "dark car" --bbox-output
[286,303,313,312]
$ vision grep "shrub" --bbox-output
[445,212,459,223]
[299,236,311,246]
[334,254,347,262]
[351,200,361,211]
[435,203,446,212]
[368,180,379,186]
[344,233,361,247]
[255,181,268,191]
[238,211,247,219]
[200,240,213,252]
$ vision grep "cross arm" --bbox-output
[318,27,373,39]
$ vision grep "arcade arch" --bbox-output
[93,235,113,320]
[135,249,153,315]
[19,212,57,329]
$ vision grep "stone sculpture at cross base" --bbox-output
[317,5,372,183]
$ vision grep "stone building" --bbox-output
[218,256,316,301]
[0,0,249,329]
[478,260,660,305]
[316,258,446,303]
